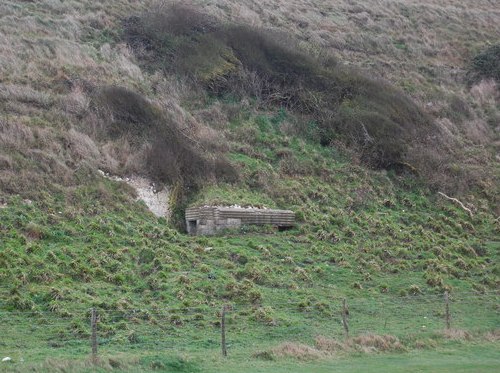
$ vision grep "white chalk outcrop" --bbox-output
[98,170,169,218]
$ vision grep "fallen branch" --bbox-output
[438,192,474,218]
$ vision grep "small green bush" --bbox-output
[468,44,500,84]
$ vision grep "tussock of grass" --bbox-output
[349,334,405,353]
[266,342,325,360]
[257,329,500,362]
[484,329,500,342]
[314,336,345,352]
[256,334,405,361]
[441,328,473,341]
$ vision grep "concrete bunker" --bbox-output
[185,206,295,235]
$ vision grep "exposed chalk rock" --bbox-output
[98,170,170,218]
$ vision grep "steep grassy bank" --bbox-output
[1,115,498,310]
[1,0,499,206]
[0,0,499,369]
[1,121,498,361]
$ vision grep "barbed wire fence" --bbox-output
[0,291,498,362]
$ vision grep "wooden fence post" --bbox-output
[444,291,450,329]
[91,307,98,363]
[221,305,227,357]
[342,298,349,340]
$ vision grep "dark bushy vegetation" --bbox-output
[90,85,237,186]
[93,86,159,140]
[468,44,500,84]
[124,4,436,169]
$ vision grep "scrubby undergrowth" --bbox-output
[468,44,500,85]
[125,4,435,170]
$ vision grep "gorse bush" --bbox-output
[124,4,436,169]
[90,85,237,187]
[92,86,159,140]
[468,44,500,84]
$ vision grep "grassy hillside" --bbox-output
[1,114,499,368]
[0,0,499,371]
[1,0,499,202]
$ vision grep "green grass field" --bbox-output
[2,340,498,372]
[209,343,500,373]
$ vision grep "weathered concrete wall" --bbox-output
[185,206,294,235]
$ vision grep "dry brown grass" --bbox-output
[0,0,152,88]
[0,116,107,197]
[269,342,325,360]
[314,335,344,352]
[470,79,499,107]
[414,338,438,349]
[349,333,405,352]
[257,329,499,362]
[0,0,236,198]
[0,0,498,204]
[256,334,407,361]
[484,329,500,342]
[441,328,473,341]
[0,0,156,197]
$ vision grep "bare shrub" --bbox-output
[91,86,158,140]
[144,2,217,37]
[124,3,220,75]
[213,157,239,181]
[100,137,134,174]
[192,103,228,131]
